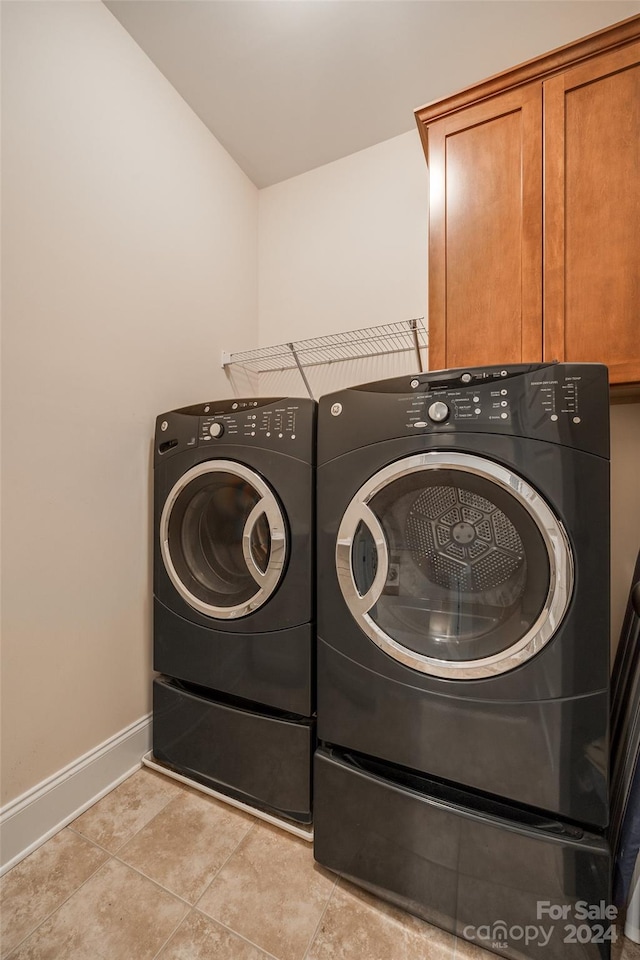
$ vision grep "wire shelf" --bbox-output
[222,318,427,374]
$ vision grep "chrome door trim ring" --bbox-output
[160,459,287,620]
[242,500,268,584]
[241,498,287,590]
[335,451,574,679]
[336,501,389,616]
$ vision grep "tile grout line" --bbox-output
[66,769,188,857]
[5,852,196,960]
[192,819,259,911]
[2,771,208,960]
[2,852,115,960]
[2,770,179,960]
[39,783,259,960]
[95,786,187,857]
[112,855,196,909]
[300,872,340,960]
[66,824,114,856]
[149,906,196,960]
[112,816,259,914]
[191,907,284,960]
[191,820,331,960]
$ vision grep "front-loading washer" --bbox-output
[153,396,315,823]
[314,362,612,958]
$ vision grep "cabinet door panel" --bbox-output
[428,85,542,371]
[544,41,640,386]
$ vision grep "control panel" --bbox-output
[528,373,583,425]
[398,364,590,433]
[404,375,513,431]
[317,362,609,464]
[155,395,315,465]
[199,401,301,445]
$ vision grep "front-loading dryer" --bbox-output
[314,363,612,957]
[153,396,315,823]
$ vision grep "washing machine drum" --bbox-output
[406,485,527,607]
[160,461,287,620]
[336,452,573,680]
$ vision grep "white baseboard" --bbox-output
[0,714,152,875]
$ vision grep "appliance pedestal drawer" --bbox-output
[314,747,611,959]
[153,676,314,824]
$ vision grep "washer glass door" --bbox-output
[161,461,287,619]
[336,452,573,679]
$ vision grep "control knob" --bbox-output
[209,422,224,439]
[427,401,450,423]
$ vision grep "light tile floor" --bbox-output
[1,767,639,960]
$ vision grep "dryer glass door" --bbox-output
[160,461,287,619]
[336,452,573,679]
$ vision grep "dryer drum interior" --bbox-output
[160,460,288,620]
[336,452,574,680]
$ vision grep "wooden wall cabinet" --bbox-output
[415,16,640,392]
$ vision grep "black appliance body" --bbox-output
[314,363,612,958]
[610,549,640,906]
[153,396,315,823]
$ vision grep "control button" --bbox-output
[428,401,450,423]
[204,405,210,413]
[501,370,508,377]
[331,402,343,417]
[414,421,428,428]
[209,422,224,439]
[474,408,481,415]
[232,402,238,410]
[501,401,508,407]
[551,414,558,422]
[461,373,472,384]
[410,379,420,389]
[473,396,480,403]
[501,389,508,396]
[573,416,581,424]
[500,412,508,420]
[160,420,168,432]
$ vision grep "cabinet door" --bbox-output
[544,41,640,387]
[427,85,542,371]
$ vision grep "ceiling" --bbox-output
[105,0,640,188]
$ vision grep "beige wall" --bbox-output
[257,131,428,399]
[1,1,258,805]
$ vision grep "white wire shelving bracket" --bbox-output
[221,318,428,400]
